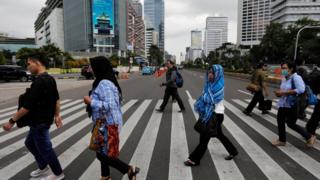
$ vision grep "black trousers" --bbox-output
[245,90,265,113]
[96,153,130,177]
[306,102,320,135]
[189,114,238,164]
[277,107,311,142]
[160,87,185,110]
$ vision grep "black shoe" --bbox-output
[262,110,269,114]
[243,110,251,116]
[156,108,164,113]
[184,159,199,166]
[178,109,185,113]
[224,152,238,160]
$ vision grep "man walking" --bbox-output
[3,50,64,180]
[156,60,185,112]
[243,62,269,116]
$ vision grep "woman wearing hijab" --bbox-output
[83,56,139,180]
[184,65,238,166]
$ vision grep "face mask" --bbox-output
[281,69,289,76]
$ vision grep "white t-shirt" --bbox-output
[214,100,225,114]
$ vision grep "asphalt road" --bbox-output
[0,69,319,180]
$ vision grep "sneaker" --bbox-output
[306,135,317,147]
[30,166,50,177]
[271,140,286,146]
[178,109,186,113]
[41,173,65,180]
[262,110,269,114]
[224,151,238,160]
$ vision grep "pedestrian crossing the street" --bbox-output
[0,93,319,180]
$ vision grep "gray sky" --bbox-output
[0,0,238,63]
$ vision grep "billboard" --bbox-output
[92,0,114,35]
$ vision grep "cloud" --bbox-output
[0,0,46,38]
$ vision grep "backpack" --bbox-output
[307,68,320,95]
[175,71,183,88]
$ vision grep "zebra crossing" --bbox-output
[0,93,319,180]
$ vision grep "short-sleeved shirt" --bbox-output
[23,72,59,125]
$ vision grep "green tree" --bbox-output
[0,51,6,65]
[41,44,63,67]
[148,45,163,66]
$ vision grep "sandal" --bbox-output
[100,176,111,180]
[128,166,140,180]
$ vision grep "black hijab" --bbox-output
[89,56,122,97]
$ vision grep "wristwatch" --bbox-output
[9,118,16,125]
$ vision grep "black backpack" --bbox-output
[307,68,320,95]
[17,88,32,128]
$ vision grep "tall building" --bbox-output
[127,0,145,56]
[145,28,158,58]
[35,0,128,55]
[204,17,228,56]
[144,0,165,53]
[237,0,271,46]
[190,30,202,61]
[36,8,64,50]
[131,0,143,17]
[271,0,320,27]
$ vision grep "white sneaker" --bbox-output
[30,166,50,177]
[41,173,65,180]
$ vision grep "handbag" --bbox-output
[89,119,120,159]
[258,99,272,111]
[194,115,218,137]
[246,83,261,92]
[16,88,32,128]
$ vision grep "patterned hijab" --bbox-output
[194,64,224,123]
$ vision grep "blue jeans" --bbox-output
[25,123,63,175]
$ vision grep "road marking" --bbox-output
[169,103,192,180]
[225,101,320,179]
[243,99,317,135]
[0,106,18,114]
[0,102,85,143]
[223,113,294,180]
[122,100,163,180]
[234,99,320,151]
[186,90,193,100]
[237,90,253,96]
[0,107,86,159]
[0,99,75,125]
[0,113,90,179]
[188,99,245,180]
[79,100,150,179]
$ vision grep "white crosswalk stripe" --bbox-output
[0,97,319,180]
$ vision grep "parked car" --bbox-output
[81,65,94,79]
[141,66,153,75]
[0,65,31,82]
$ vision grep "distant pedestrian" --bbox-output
[2,50,65,180]
[272,61,316,147]
[156,60,185,112]
[83,56,139,180]
[296,58,309,119]
[184,65,238,166]
[243,62,269,116]
[306,65,320,139]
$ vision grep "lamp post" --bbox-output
[294,25,320,61]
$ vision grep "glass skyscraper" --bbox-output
[144,0,164,53]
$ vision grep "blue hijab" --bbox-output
[194,65,224,123]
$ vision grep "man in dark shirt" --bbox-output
[3,50,64,180]
[156,60,185,112]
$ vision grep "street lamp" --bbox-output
[294,25,320,61]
